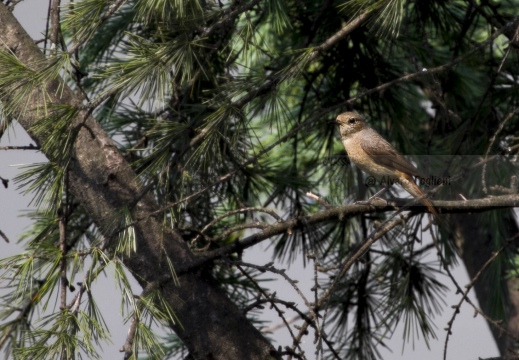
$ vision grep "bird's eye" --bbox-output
[348,118,356,124]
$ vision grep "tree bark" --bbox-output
[0,4,278,359]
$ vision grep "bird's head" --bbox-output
[335,112,366,137]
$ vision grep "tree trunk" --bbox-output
[0,4,278,359]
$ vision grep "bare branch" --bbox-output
[193,195,519,269]
[49,0,61,53]
[119,281,159,359]
[442,237,518,360]
[0,228,9,243]
[239,261,322,337]
[0,144,39,150]
[58,211,68,311]
[310,11,371,59]
[192,207,283,245]
[236,264,308,357]
[120,312,139,360]
[306,192,332,208]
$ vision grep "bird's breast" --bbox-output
[341,136,396,178]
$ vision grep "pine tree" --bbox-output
[0,0,519,359]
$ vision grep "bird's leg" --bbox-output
[354,185,392,206]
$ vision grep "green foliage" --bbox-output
[1,0,519,359]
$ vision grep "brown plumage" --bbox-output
[336,111,439,220]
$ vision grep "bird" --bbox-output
[335,111,439,220]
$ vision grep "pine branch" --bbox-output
[189,194,519,271]
[0,4,279,359]
[65,0,128,55]
[146,20,516,212]
[182,9,373,156]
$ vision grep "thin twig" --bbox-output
[317,216,407,308]
[0,228,9,243]
[0,144,38,150]
[442,233,518,360]
[306,192,332,208]
[236,261,343,359]
[49,0,61,54]
[482,107,519,193]
[236,263,307,358]
[119,281,159,359]
[58,210,68,311]
[208,222,268,242]
[287,215,407,359]
[192,207,283,244]
[263,314,304,333]
[237,261,321,337]
[121,312,139,360]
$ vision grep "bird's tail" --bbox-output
[420,197,440,221]
[401,175,440,221]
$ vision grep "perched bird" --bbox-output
[335,111,439,219]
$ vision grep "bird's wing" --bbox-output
[360,129,423,177]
